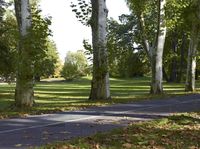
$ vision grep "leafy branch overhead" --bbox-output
[70,0,92,26]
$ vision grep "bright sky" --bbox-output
[40,0,130,61]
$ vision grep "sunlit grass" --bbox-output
[0,76,199,118]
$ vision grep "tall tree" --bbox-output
[89,0,111,100]
[14,0,34,107]
[185,0,200,91]
[126,0,167,94]
[150,0,167,94]
[70,0,111,100]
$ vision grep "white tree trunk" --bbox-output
[150,0,167,94]
[185,24,199,91]
[89,0,111,100]
[185,0,200,92]
[14,0,34,107]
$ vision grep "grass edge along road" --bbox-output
[0,77,199,119]
[43,112,200,149]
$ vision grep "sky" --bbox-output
[40,0,130,61]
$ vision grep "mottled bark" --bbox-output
[150,0,167,94]
[185,24,199,92]
[89,0,110,100]
[14,0,34,107]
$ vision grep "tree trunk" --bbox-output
[163,67,169,82]
[89,0,111,100]
[169,59,177,82]
[185,0,200,91]
[185,24,199,92]
[176,33,186,83]
[14,0,34,107]
[169,31,178,82]
[150,0,167,94]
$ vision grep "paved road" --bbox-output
[0,94,200,149]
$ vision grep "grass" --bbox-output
[44,112,200,149]
[0,76,199,118]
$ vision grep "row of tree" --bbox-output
[125,0,200,93]
[0,0,200,108]
[73,0,200,99]
[127,0,200,93]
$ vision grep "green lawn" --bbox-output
[45,112,200,149]
[0,77,199,118]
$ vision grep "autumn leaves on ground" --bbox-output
[45,112,200,149]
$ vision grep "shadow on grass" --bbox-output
[0,77,199,118]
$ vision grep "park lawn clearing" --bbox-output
[0,76,199,118]
[44,112,200,149]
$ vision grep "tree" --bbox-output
[150,0,167,94]
[162,29,188,83]
[162,0,191,83]
[70,0,111,100]
[89,0,111,100]
[185,0,200,91]
[61,51,88,81]
[107,17,148,78]
[126,0,167,94]
[14,0,34,107]
[14,0,52,107]
[34,40,59,81]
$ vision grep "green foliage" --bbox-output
[107,17,148,78]
[82,16,149,78]
[126,0,200,84]
[0,9,18,82]
[163,28,189,82]
[34,40,60,80]
[70,0,92,26]
[61,51,89,80]
[0,1,59,82]
[126,0,158,42]
[162,0,200,83]
[26,5,52,63]
[165,0,191,29]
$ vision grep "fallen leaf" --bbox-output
[15,144,22,147]
[94,143,100,149]
[122,143,132,149]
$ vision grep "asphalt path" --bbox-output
[0,94,200,148]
